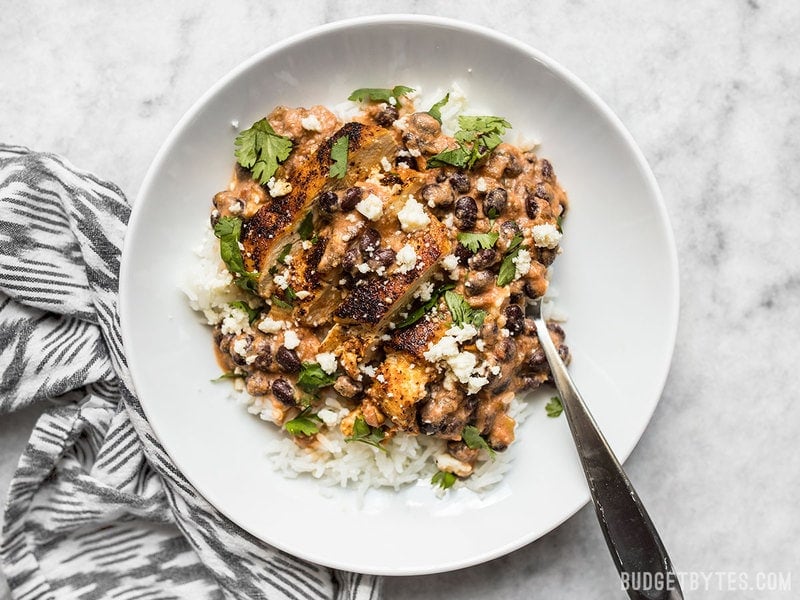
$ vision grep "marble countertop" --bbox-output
[2,1,799,598]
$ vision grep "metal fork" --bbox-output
[530,297,683,600]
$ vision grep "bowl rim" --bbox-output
[120,13,680,575]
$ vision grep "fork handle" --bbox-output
[532,315,683,600]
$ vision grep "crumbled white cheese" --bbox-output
[397,196,430,232]
[220,306,250,335]
[423,336,460,363]
[356,263,370,274]
[436,453,472,477]
[532,223,562,249]
[475,177,487,192]
[283,330,300,350]
[447,351,477,384]
[356,193,383,221]
[360,364,377,378]
[294,290,311,300]
[230,119,240,129]
[395,244,418,274]
[441,254,460,280]
[380,334,391,341]
[408,147,421,157]
[512,248,532,280]
[267,177,292,198]
[466,376,489,395]
[490,365,501,376]
[273,269,290,290]
[500,328,510,337]
[475,339,486,352]
[445,324,479,343]
[315,352,338,375]
[300,114,322,132]
[376,373,386,383]
[229,202,242,215]
[414,281,434,302]
[317,408,339,426]
[388,96,397,106]
[301,240,312,250]
[232,337,250,357]
[258,317,286,333]
[380,156,393,172]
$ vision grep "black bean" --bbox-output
[557,344,570,363]
[522,281,540,299]
[540,159,553,180]
[504,305,524,335]
[537,247,557,266]
[449,173,470,194]
[454,196,478,230]
[342,245,361,271]
[373,248,396,266]
[271,378,296,406]
[396,155,418,170]
[420,183,454,208]
[526,347,547,371]
[341,187,363,211]
[534,183,552,201]
[454,242,473,266]
[520,376,543,391]
[246,372,271,396]
[359,228,381,254]
[525,192,541,219]
[317,190,339,213]
[495,338,517,363]
[500,219,521,238]
[468,248,499,270]
[483,188,508,217]
[275,346,301,373]
[503,158,523,178]
[251,337,273,371]
[375,105,399,127]
[465,270,494,296]
[547,322,565,337]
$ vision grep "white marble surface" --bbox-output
[2,1,799,598]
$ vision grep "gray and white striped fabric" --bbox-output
[0,145,382,600]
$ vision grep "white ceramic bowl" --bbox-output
[120,15,678,575]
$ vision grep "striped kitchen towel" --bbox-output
[0,145,382,600]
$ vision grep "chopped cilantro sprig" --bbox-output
[234,118,292,184]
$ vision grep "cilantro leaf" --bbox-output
[444,291,486,328]
[462,425,496,458]
[229,301,260,325]
[426,146,471,169]
[348,85,414,103]
[427,114,511,170]
[285,408,322,437]
[297,362,337,394]
[213,216,259,293]
[329,135,349,179]
[210,372,246,382]
[297,212,314,240]
[431,470,457,490]
[457,231,499,253]
[345,416,387,453]
[234,118,293,184]
[496,233,525,287]
[271,295,293,311]
[427,93,450,123]
[396,282,455,329]
[276,243,293,265]
[546,396,564,418]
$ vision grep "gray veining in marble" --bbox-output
[2,1,799,598]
